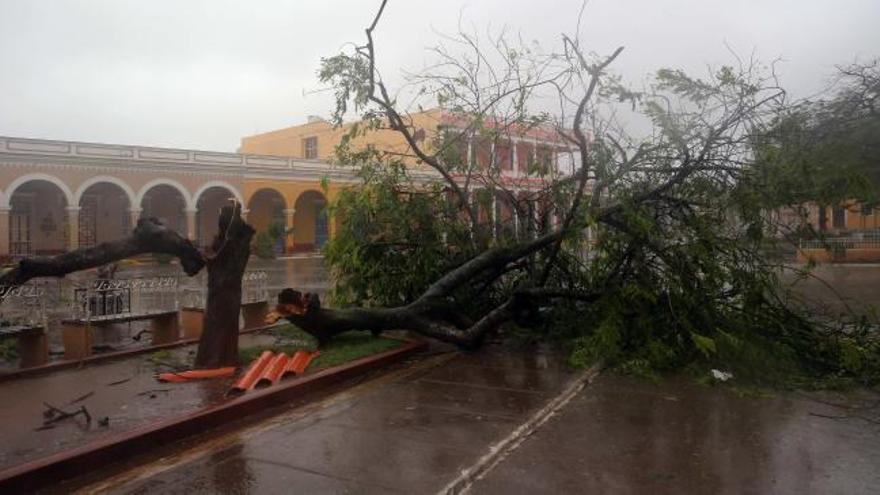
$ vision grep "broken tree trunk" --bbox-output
[0,217,204,287]
[270,231,591,348]
[194,202,255,367]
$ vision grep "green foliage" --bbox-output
[324,156,480,309]
[316,12,879,389]
[238,325,402,370]
[267,221,286,240]
[253,231,276,260]
[148,348,193,371]
[0,339,17,362]
[755,60,880,210]
[309,332,403,370]
[253,221,286,260]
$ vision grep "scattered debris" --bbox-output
[136,388,171,397]
[38,402,92,430]
[67,391,95,405]
[710,369,734,382]
[106,376,134,386]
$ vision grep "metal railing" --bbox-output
[0,283,48,328]
[799,237,880,250]
[71,275,179,320]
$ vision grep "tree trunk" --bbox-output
[195,203,255,368]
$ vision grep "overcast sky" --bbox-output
[0,0,877,152]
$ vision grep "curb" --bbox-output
[0,324,280,383]
[0,339,427,493]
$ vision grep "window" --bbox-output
[832,207,846,229]
[303,136,318,159]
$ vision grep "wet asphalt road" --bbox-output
[470,374,880,494]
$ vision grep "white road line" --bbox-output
[438,363,602,495]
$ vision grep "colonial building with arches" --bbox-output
[2,111,578,261]
[0,136,356,259]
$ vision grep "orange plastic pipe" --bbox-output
[286,350,319,376]
[283,350,307,377]
[157,367,236,383]
[254,353,290,389]
[228,351,274,395]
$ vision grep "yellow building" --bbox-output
[240,108,573,175]
[805,202,880,232]
[241,108,578,239]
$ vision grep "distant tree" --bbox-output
[756,60,880,211]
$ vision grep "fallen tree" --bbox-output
[295,0,877,385]
[2,1,876,384]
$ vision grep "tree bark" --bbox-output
[0,217,204,287]
[194,203,255,367]
[273,230,597,349]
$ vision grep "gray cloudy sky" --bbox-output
[1,0,877,152]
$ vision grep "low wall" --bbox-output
[797,248,880,263]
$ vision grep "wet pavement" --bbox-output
[0,332,279,471]
[3,260,878,492]
[66,342,576,494]
[784,263,880,316]
[60,346,880,495]
[470,374,880,495]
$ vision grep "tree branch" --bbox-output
[0,218,205,288]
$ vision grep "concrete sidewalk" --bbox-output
[68,342,576,494]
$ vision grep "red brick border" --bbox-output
[0,339,427,492]
[0,324,278,383]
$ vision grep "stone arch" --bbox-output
[6,176,72,256]
[74,176,136,206]
[3,173,74,208]
[135,179,193,210]
[192,180,243,211]
[292,190,329,252]
[195,183,241,248]
[248,188,288,255]
[138,181,189,235]
[76,179,135,248]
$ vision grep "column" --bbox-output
[532,139,539,169]
[0,208,9,257]
[66,206,80,250]
[185,208,197,241]
[328,210,337,241]
[513,207,520,240]
[283,208,295,254]
[533,203,540,239]
[489,141,496,170]
[491,195,498,240]
[512,139,519,175]
[129,208,142,234]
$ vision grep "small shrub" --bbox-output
[253,231,276,259]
